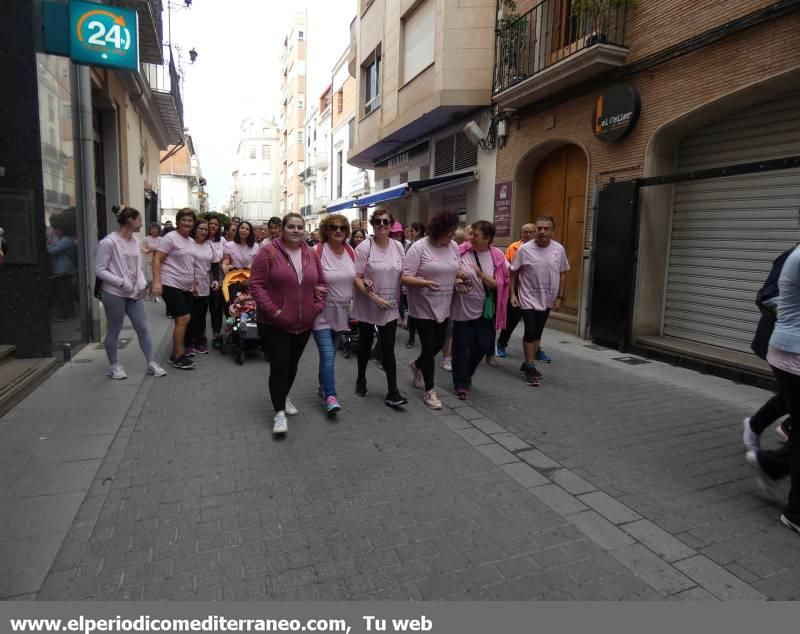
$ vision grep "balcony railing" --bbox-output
[493,0,628,96]
[143,46,184,144]
[301,204,314,217]
[315,152,329,171]
[301,166,317,183]
[110,0,164,64]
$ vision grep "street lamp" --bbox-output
[188,48,198,63]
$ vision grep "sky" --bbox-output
[168,0,357,209]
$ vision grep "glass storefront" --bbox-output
[36,53,89,355]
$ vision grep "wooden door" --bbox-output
[530,145,587,316]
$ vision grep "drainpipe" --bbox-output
[77,65,101,341]
[579,183,600,340]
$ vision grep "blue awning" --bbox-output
[326,184,409,212]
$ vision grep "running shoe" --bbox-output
[385,391,408,407]
[745,450,789,504]
[185,347,196,357]
[355,378,368,397]
[196,343,209,355]
[285,398,298,416]
[170,355,195,370]
[273,412,288,435]
[455,388,469,400]
[495,345,507,358]
[441,357,452,372]
[742,417,759,451]
[325,396,341,415]
[424,389,443,410]
[409,361,424,389]
[536,349,552,363]
[106,363,127,380]
[147,362,167,377]
[523,365,540,387]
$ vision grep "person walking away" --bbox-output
[451,221,509,399]
[509,216,569,386]
[402,210,462,409]
[251,213,326,435]
[185,218,220,356]
[206,215,226,350]
[313,214,357,415]
[152,207,197,369]
[496,223,534,358]
[744,246,796,449]
[95,207,166,379]
[351,209,408,407]
[141,223,161,301]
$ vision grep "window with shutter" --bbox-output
[434,132,477,176]
[402,0,435,85]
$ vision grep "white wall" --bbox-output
[233,116,281,221]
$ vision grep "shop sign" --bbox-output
[493,182,512,238]
[61,0,140,71]
[592,84,640,143]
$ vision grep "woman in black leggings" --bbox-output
[206,215,225,350]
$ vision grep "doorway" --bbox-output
[530,144,587,316]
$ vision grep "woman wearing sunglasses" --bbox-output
[251,213,326,435]
[312,214,357,415]
[351,209,408,407]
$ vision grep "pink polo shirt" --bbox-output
[403,238,461,323]
[510,240,569,311]
[224,241,259,268]
[451,248,495,322]
[350,237,405,327]
[158,231,195,292]
[314,244,356,332]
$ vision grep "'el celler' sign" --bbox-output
[592,84,641,143]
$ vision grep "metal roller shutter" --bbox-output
[663,93,800,354]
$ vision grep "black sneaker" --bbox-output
[355,378,368,397]
[385,391,408,407]
[523,365,540,386]
[170,355,195,370]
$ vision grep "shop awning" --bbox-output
[325,170,478,212]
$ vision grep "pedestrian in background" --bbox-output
[404,222,425,343]
[402,210,462,410]
[251,212,326,435]
[184,218,219,356]
[496,223,534,358]
[152,207,197,370]
[95,207,166,380]
[349,228,366,249]
[440,227,468,372]
[222,221,258,274]
[268,217,282,241]
[142,222,161,301]
[206,215,226,350]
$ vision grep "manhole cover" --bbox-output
[614,356,651,365]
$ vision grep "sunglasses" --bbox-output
[329,224,348,232]
[371,218,391,226]
[285,224,304,231]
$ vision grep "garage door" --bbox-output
[663,93,800,353]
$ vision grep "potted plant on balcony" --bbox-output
[571,0,634,47]
[495,0,528,90]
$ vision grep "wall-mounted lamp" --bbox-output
[188,48,198,63]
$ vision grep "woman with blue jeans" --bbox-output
[312,214,356,415]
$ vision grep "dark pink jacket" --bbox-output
[250,239,326,333]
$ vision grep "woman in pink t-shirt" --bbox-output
[184,218,221,356]
[351,209,408,407]
[222,221,259,274]
[401,210,462,410]
[141,223,161,301]
[152,207,197,370]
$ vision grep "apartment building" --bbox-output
[492,0,800,377]
[160,134,208,223]
[345,0,498,227]
[279,13,308,214]
[230,117,281,222]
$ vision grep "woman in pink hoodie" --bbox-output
[250,212,326,436]
[95,207,167,380]
[450,220,509,400]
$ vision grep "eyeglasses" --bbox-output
[371,218,391,226]
[330,224,348,232]
[285,224,304,231]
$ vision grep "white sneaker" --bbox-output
[285,398,298,416]
[273,411,288,434]
[147,362,167,377]
[424,389,443,410]
[743,417,759,451]
[745,450,789,504]
[441,357,452,372]
[106,364,127,380]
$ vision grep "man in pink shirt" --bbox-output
[510,216,569,386]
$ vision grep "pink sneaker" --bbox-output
[196,343,209,354]
[409,361,423,389]
[185,347,196,357]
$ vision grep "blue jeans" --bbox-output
[313,329,342,399]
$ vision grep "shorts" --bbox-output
[162,285,193,318]
[522,309,551,342]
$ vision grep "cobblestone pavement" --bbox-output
[36,325,800,601]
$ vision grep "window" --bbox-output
[298,30,304,40]
[337,90,344,114]
[402,0,435,84]
[336,150,343,199]
[249,146,256,159]
[363,48,381,116]
[298,96,305,110]
[48,95,56,122]
[262,145,270,160]
[262,127,268,135]
[298,130,304,144]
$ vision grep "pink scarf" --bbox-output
[458,241,509,330]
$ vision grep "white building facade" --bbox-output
[232,116,281,222]
[301,88,332,231]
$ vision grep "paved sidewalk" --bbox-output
[13,320,800,600]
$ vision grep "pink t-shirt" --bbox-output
[351,237,405,327]
[192,240,215,297]
[158,231,196,291]
[142,235,161,256]
[403,238,461,323]
[510,240,569,311]
[224,241,259,268]
[451,249,495,322]
[209,240,224,264]
[314,244,356,332]
[288,246,303,283]
[97,233,142,298]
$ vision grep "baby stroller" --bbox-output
[221,269,263,365]
[339,318,361,359]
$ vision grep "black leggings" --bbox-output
[414,318,449,391]
[186,295,209,347]
[260,325,310,412]
[357,320,398,393]
[522,308,551,343]
[750,392,792,435]
[497,301,522,348]
[771,367,800,523]
[208,288,224,336]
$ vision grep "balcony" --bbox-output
[142,48,184,145]
[301,204,314,217]
[300,166,317,183]
[493,0,629,109]
[314,196,330,213]
[315,152,329,171]
[110,0,164,64]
